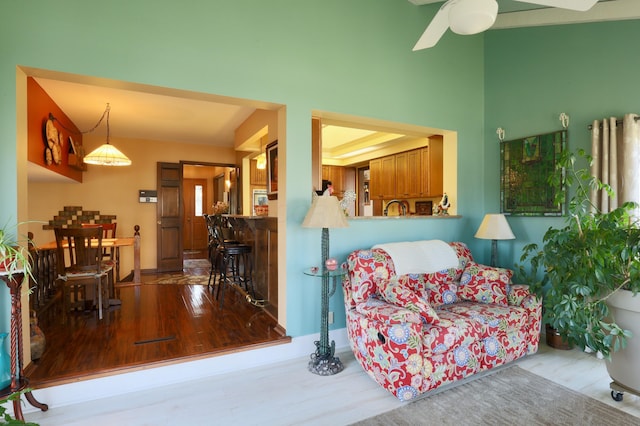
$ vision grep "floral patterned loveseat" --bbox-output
[344,240,542,401]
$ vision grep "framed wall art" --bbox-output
[266,140,278,200]
[500,129,566,216]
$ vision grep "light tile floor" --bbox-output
[23,342,640,426]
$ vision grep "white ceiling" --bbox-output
[34,77,259,147]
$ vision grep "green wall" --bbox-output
[1,0,483,337]
[484,19,640,273]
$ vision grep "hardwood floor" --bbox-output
[25,252,289,388]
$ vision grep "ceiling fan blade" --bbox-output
[413,1,454,51]
[513,0,599,12]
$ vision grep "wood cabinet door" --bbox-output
[406,149,423,198]
[422,139,443,196]
[395,151,409,198]
[380,155,396,199]
[369,158,383,200]
[420,147,431,197]
[322,165,345,196]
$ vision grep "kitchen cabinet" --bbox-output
[369,156,396,200]
[421,138,443,197]
[369,138,443,201]
[396,149,423,198]
[322,165,345,196]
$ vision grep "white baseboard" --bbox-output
[19,328,350,414]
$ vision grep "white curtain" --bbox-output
[590,114,640,217]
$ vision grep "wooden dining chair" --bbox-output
[81,222,117,260]
[54,227,113,320]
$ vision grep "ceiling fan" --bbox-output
[413,0,599,50]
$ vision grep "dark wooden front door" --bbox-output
[183,178,208,250]
[157,162,183,272]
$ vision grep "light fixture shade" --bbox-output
[302,196,349,229]
[449,0,498,35]
[475,214,515,240]
[83,143,132,166]
[256,153,266,170]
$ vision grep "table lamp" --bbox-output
[474,213,515,267]
[302,194,348,375]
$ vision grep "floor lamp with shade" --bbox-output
[302,194,348,375]
[474,213,515,267]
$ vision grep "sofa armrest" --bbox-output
[508,284,543,353]
[508,284,532,306]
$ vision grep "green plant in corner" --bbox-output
[517,148,640,359]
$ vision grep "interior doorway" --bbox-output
[181,163,238,259]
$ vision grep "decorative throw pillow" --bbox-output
[458,261,512,305]
[376,275,440,324]
[422,272,458,307]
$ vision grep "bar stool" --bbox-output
[206,215,240,288]
[210,220,255,308]
[215,241,254,308]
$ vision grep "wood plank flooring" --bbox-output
[25,253,289,388]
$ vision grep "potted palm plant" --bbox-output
[517,149,640,364]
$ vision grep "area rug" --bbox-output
[352,366,638,426]
[150,273,211,285]
[144,259,213,285]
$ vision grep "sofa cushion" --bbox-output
[438,301,527,338]
[421,310,483,355]
[458,261,512,305]
[377,275,440,324]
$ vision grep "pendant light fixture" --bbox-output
[256,153,266,170]
[83,104,132,166]
[256,136,266,170]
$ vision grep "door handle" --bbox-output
[157,221,161,225]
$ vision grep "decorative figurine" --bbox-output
[438,193,451,216]
[325,257,338,271]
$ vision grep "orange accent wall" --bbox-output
[27,77,83,182]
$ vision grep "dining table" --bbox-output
[30,227,142,312]
[36,236,140,284]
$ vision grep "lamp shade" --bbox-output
[302,196,348,229]
[83,143,132,166]
[256,153,266,170]
[474,214,515,240]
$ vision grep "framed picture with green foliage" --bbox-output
[500,130,566,216]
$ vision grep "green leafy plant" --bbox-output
[517,149,640,359]
[0,222,33,282]
[0,389,39,425]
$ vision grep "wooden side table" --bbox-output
[0,272,48,421]
[303,266,347,376]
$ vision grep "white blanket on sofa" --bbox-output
[373,240,459,275]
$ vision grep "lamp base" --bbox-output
[308,351,344,376]
[307,341,344,376]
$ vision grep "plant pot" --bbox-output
[606,289,640,395]
[545,324,573,350]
